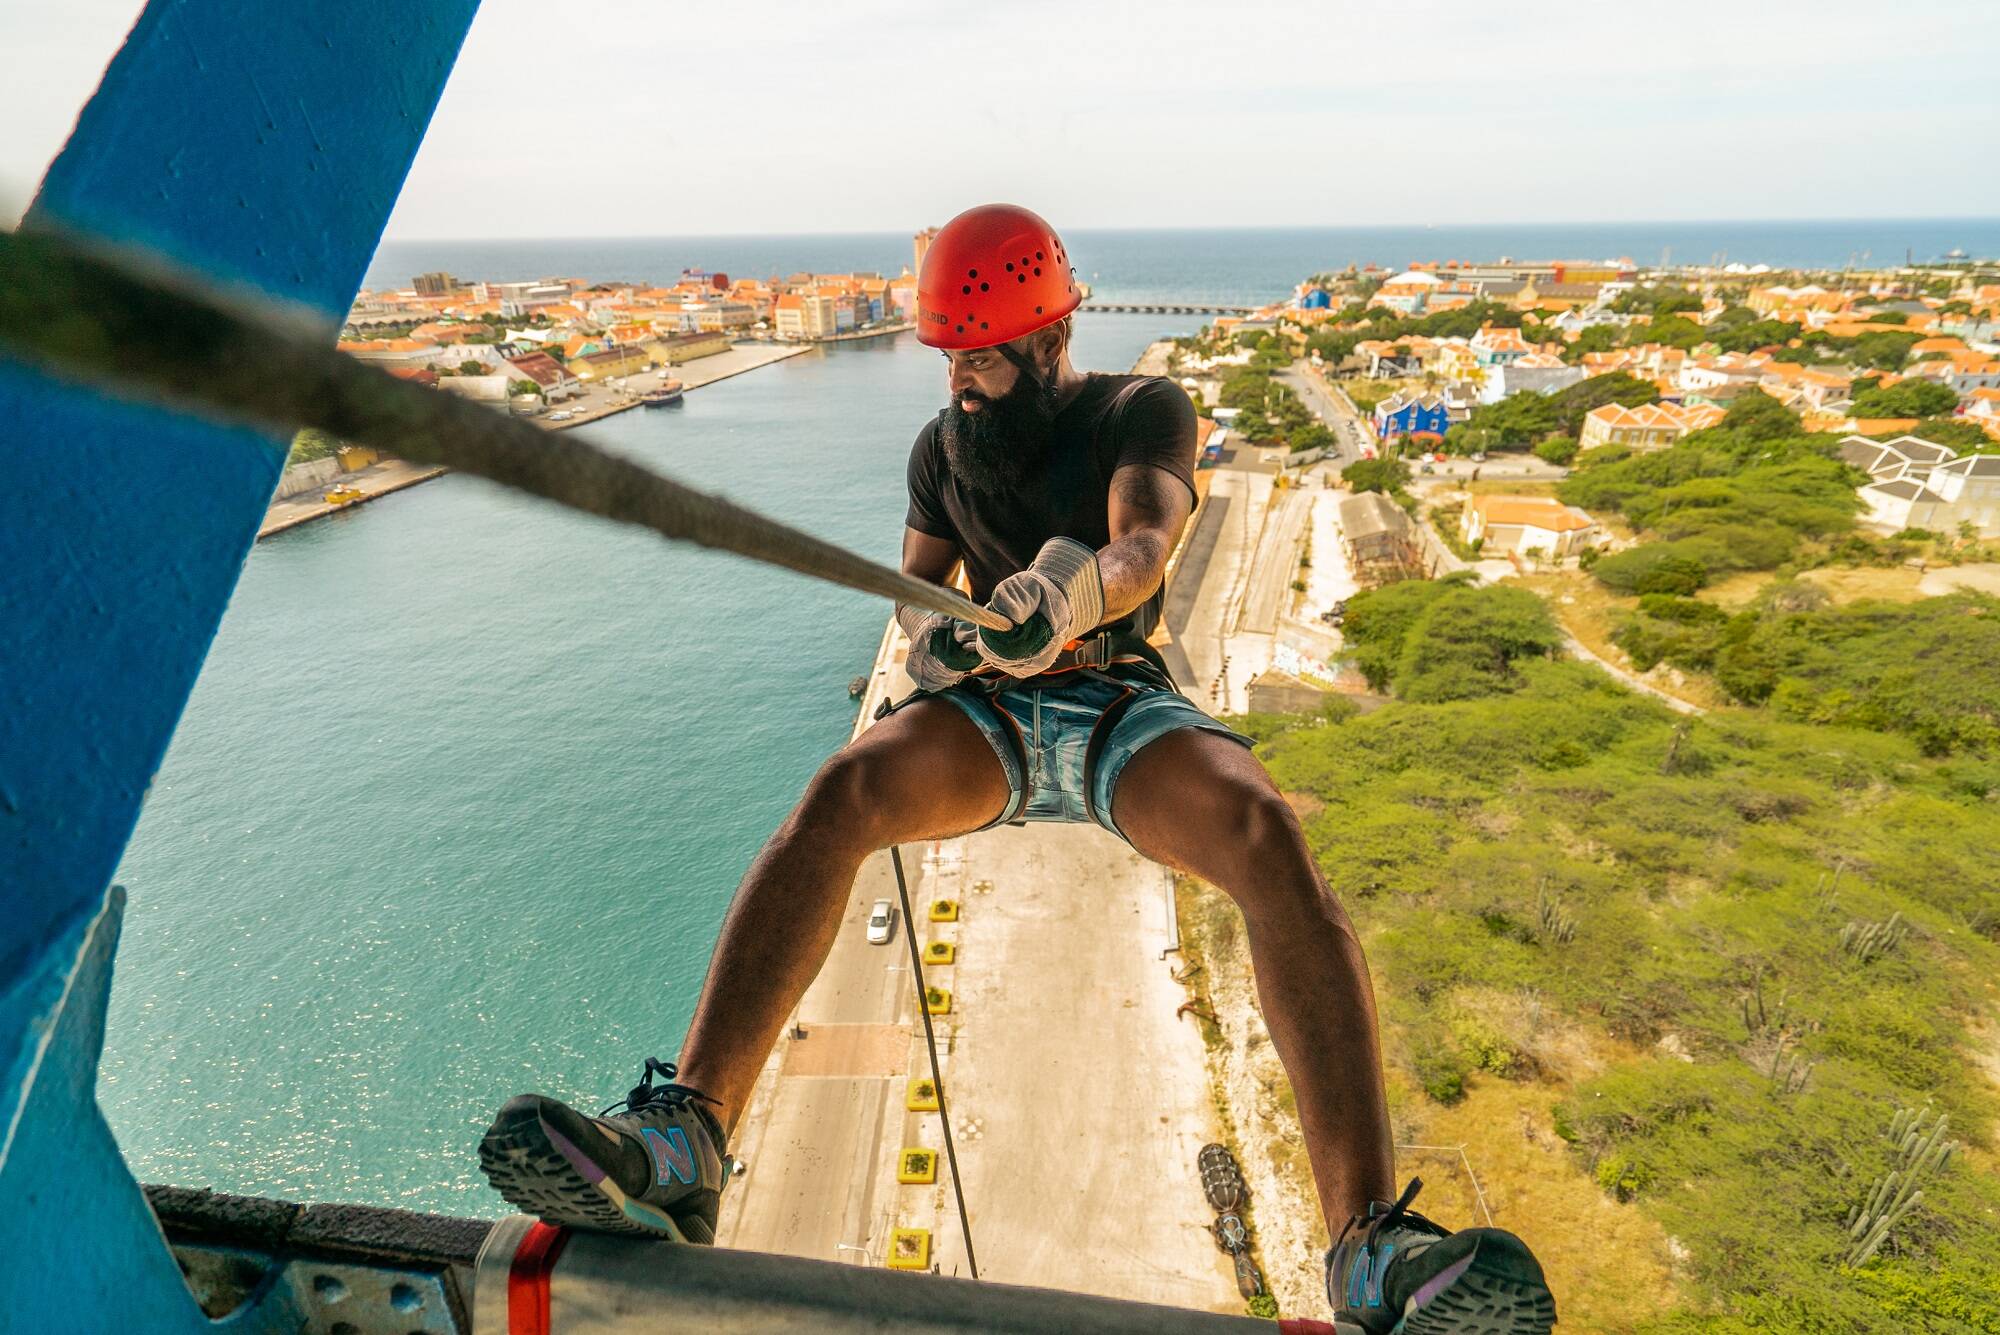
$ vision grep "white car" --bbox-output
[865,899,895,945]
[547,410,574,422]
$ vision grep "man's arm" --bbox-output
[1098,463,1194,623]
[902,526,962,586]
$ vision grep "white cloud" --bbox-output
[5,0,1997,236]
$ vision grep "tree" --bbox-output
[1878,418,1993,451]
[1849,330,1922,371]
[1344,581,1563,701]
[1717,388,1799,443]
[1610,284,1701,316]
[1534,436,1580,466]
[1234,408,1278,444]
[288,427,339,464]
[1343,457,1410,494]
[1568,325,1620,360]
[508,379,543,399]
[458,359,485,376]
[1639,314,1708,350]
[1547,372,1660,436]
[1291,422,1336,454]
[1850,380,1960,419]
[1710,318,1804,354]
[1218,369,1274,410]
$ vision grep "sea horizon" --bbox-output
[366,217,2000,309]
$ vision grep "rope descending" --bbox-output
[0,226,1012,633]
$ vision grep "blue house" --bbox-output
[1372,389,1451,442]
[1299,287,1332,310]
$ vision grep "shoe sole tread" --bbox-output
[1392,1266,1556,1335]
[478,1104,701,1243]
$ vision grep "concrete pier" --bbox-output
[255,341,811,539]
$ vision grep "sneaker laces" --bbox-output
[599,1057,720,1118]
[1363,1177,1447,1255]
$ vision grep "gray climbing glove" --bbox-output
[976,537,1106,678]
[897,604,982,692]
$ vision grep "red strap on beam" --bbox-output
[1278,1321,1340,1335]
[507,1222,570,1335]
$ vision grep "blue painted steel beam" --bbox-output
[0,1,476,1326]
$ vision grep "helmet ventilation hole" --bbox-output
[980,282,989,291]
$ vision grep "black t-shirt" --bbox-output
[905,374,1197,637]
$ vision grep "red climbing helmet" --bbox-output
[916,204,1082,351]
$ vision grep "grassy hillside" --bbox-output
[1214,659,2000,1331]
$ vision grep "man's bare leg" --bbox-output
[1112,729,1394,1234]
[677,698,1009,1131]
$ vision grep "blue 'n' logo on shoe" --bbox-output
[1347,1242,1396,1309]
[641,1126,696,1186]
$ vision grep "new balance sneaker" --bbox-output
[1327,1178,1556,1334]
[478,1057,732,1243]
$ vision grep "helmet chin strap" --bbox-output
[996,340,1048,396]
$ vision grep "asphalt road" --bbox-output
[716,634,1239,1309]
[1279,366,1367,462]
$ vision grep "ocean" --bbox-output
[105,219,1999,1215]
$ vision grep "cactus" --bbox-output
[1740,972,1781,1037]
[1839,911,1908,963]
[1536,880,1576,947]
[1844,1103,1956,1266]
[1762,1031,1815,1095]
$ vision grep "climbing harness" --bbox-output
[888,844,978,1279]
[0,226,1013,635]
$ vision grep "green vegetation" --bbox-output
[1851,380,1960,419]
[1342,457,1410,497]
[1231,661,2000,1332]
[1447,372,1659,454]
[1341,577,1562,701]
[1801,328,1924,371]
[1712,592,2000,756]
[1305,300,1525,364]
[1562,391,1860,592]
[1218,366,1315,449]
[1611,284,1702,316]
[1870,418,1996,452]
[287,427,339,464]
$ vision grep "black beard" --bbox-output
[938,368,1062,507]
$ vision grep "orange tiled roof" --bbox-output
[1472,495,1596,532]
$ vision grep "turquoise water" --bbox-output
[105,217,2000,1213]
[101,314,1168,1213]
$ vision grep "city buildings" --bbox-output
[1578,401,1727,451]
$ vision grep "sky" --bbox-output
[5,0,1999,238]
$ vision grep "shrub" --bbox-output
[1534,435,1580,466]
[1343,457,1411,495]
[1634,555,1709,596]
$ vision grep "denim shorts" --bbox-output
[887,659,1252,844]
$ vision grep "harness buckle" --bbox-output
[1071,633,1113,670]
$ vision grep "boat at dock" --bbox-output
[640,380,684,407]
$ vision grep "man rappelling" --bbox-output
[477,204,1556,1333]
